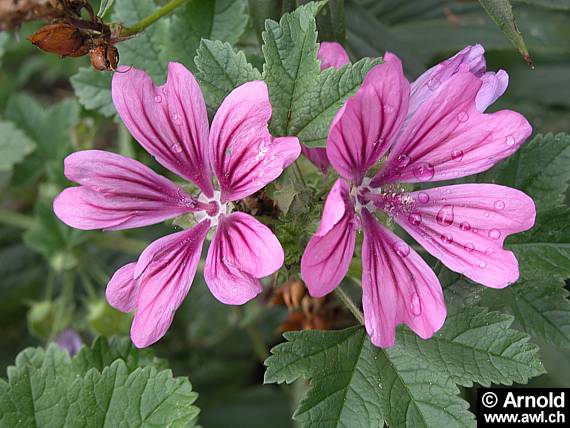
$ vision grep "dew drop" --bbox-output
[397,154,411,168]
[171,143,183,153]
[393,242,410,258]
[172,112,180,122]
[464,242,475,252]
[410,293,422,316]
[457,111,469,123]
[505,135,516,146]
[408,213,422,226]
[459,221,471,232]
[427,78,440,91]
[485,248,494,255]
[384,105,395,114]
[479,261,487,269]
[488,229,501,240]
[414,194,428,207]
[451,150,464,161]
[436,205,454,226]
[154,95,162,103]
[484,211,490,218]
[440,232,453,244]
[494,200,505,210]
[413,162,435,181]
[232,286,238,293]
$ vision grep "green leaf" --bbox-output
[262,2,378,147]
[0,121,36,172]
[265,326,476,428]
[0,342,200,427]
[98,0,116,18]
[70,68,115,117]
[167,0,248,71]
[478,0,532,65]
[195,39,261,112]
[481,280,570,349]
[113,0,168,82]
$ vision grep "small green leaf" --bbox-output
[98,0,116,18]
[70,68,115,117]
[195,39,261,112]
[0,121,36,172]
[478,0,533,65]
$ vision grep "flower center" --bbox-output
[352,179,415,219]
[194,190,231,227]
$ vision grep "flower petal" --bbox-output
[130,221,210,348]
[301,180,357,297]
[476,70,509,112]
[327,53,410,183]
[361,209,446,348]
[395,184,536,288]
[374,72,532,185]
[318,41,350,70]
[204,212,284,305]
[209,81,300,202]
[300,146,330,174]
[112,63,213,196]
[106,262,137,312]
[53,150,200,230]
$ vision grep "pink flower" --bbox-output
[300,42,350,173]
[54,63,300,347]
[300,50,535,348]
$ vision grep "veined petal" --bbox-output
[300,146,330,174]
[204,213,283,305]
[131,221,210,348]
[327,53,410,183]
[318,41,350,70]
[112,63,213,196]
[374,72,531,185]
[209,81,300,202]
[361,209,446,348]
[476,70,509,112]
[301,180,357,297]
[53,150,199,230]
[106,262,137,313]
[395,184,535,288]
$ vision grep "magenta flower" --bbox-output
[300,42,350,173]
[54,63,300,347]
[300,49,535,348]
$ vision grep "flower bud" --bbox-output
[28,23,89,57]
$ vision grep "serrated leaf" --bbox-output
[195,39,261,112]
[70,68,115,117]
[265,326,476,428]
[113,0,168,82]
[478,0,532,65]
[167,0,248,71]
[0,121,36,171]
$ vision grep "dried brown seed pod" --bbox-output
[89,44,119,71]
[28,22,89,57]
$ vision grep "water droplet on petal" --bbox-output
[384,105,395,114]
[397,154,411,168]
[375,136,385,146]
[488,229,501,240]
[408,213,422,226]
[451,150,464,161]
[494,200,505,210]
[485,248,494,255]
[413,162,435,181]
[484,212,490,217]
[440,233,453,244]
[171,143,183,153]
[232,286,238,293]
[457,111,469,123]
[410,293,422,316]
[172,112,180,122]
[505,135,516,146]
[464,242,475,252]
[393,242,410,258]
[459,221,471,231]
[418,192,430,204]
[479,261,487,269]
[154,95,162,103]
[436,205,455,226]
[427,78,440,91]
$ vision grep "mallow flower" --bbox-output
[300,48,535,348]
[300,42,350,173]
[54,63,300,347]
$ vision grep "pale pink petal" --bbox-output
[130,221,210,348]
[300,146,330,174]
[326,53,410,183]
[301,180,357,297]
[53,150,201,230]
[318,41,350,70]
[112,63,213,196]
[209,81,300,202]
[204,213,283,305]
[361,209,446,348]
[476,70,509,112]
[106,262,137,312]
[395,184,535,289]
[374,72,532,185]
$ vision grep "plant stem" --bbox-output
[120,0,189,37]
[0,209,37,229]
[291,161,306,187]
[335,286,364,324]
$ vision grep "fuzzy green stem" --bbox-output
[120,0,189,37]
[335,286,364,324]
